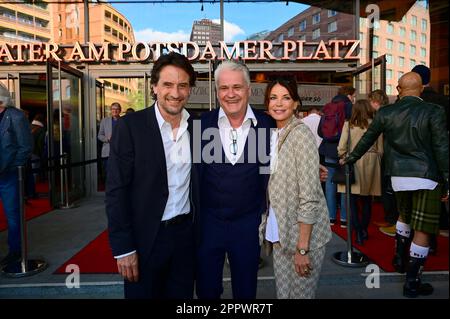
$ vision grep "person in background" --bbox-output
[302,106,322,148]
[368,90,398,237]
[125,107,135,114]
[318,86,355,227]
[342,72,448,298]
[106,52,199,299]
[412,64,449,250]
[0,83,33,269]
[337,99,383,245]
[98,102,121,179]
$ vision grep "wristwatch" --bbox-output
[296,248,309,255]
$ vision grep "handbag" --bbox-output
[332,121,355,185]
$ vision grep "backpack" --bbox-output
[319,100,346,142]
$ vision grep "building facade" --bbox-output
[190,18,221,45]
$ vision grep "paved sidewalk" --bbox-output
[0,194,448,299]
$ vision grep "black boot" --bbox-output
[392,233,411,273]
[403,256,434,298]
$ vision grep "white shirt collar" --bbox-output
[218,105,257,128]
[154,102,190,130]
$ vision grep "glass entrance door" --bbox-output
[353,55,387,98]
[46,61,85,207]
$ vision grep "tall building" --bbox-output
[50,1,137,110]
[265,1,430,97]
[190,18,221,45]
[0,0,51,43]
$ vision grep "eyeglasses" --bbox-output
[229,128,238,156]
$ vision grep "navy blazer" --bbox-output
[106,105,200,263]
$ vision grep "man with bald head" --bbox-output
[342,72,449,298]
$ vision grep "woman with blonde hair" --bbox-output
[337,99,383,245]
[260,77,331,299]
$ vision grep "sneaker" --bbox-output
[0,251,21,268]
[379,225,396,237]
[340,220,347,228]
[330,219,336,225]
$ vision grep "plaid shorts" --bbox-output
[395,185,442,235]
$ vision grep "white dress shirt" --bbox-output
[155,102,191,221]
[115,103,191,260]
[391,176,438,192]
[218,105,257,165]
[265,128,283,243]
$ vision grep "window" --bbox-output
[410,59,416,68]
[373,35,379,47]
[277,33,284,42]
[387,23,394,34]
[402,16,407,23]
[399,27,406,37]
[373,51,379,58]
[386,69,393,80]
[410,30,416,41]
[421,33,426,44]
[328,21,337,33]
[312,13,321,25]
[411,15,417,26]
[288,27,294,37]
[58,29,62,37]
[399,42,405,52]
[398,56,405,67]
[312,28,320,40]
[420,47,426,57]
[299,34,306,41]
[398,71,404,79]
[386,54,393,65]
[387,84,392,95]
[328,10,337,17]
[58,14,61,23]
[359,32,364,42]
[410,45,416,56]
[421,19,427,31]
[299,20,306,31]
[386,39,393,50]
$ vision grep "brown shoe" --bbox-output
[379,225,396,237]
[373,221,392,227]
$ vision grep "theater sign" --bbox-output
[0,40,360,64]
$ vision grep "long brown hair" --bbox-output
[349,99,372,129]
[264,76,301,108]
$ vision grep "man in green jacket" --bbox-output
[342,72,449,298]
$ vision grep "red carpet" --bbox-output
[331,201,449,272]
[0,197,52,232]
[55,202,449,274]
[54,230,117,274]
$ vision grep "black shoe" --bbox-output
[0,251,21,268]
[403,281,434,298]
[329,219,336,225]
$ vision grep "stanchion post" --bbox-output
[58,152,77,209]
[1,166,48,277]
[332,163,369,267]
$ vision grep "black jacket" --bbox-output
[347,96,448,183]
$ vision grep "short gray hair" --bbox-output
[214,60,250,89]
[0,83,12,107]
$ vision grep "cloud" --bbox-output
[134,19,245,43]
[211,19,245,42]
[135,29,190,42]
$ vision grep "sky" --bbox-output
[111,1,309,42]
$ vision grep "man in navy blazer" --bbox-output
[106,52,199,299]
[196,60,273,299]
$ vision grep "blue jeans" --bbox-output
[0,170,21,252]
[324,157,346,221]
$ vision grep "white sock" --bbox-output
[410,242,429,259]
[396,221,411,238]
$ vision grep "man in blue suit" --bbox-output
[196,60,273,299]
[106,52,199,299]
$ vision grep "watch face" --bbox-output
[300,249,306,255]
